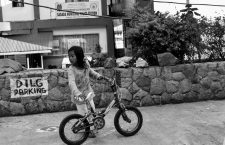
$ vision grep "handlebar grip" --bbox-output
[103,76,114,86]
[102,76,110,81]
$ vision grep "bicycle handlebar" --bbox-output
[102,76,114,86]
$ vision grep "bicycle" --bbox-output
[59,76,143,145]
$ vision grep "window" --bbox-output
[12,0,24,7]
[51,34,99,56]
[27,54,43,69]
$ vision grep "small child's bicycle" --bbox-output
[59,76,143,145]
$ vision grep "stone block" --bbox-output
[161,92,172,104]
[161,67,172,81]
[24,99,40,114]
[58,77,68,87]
[134,89,149,100]
[200,77,212,89]
[143,67,157,78]
[210,82,222,94]
[150,78,165,95]
[115,68,132,78]
[166,81,179,94]
[172,72,185,81]
[157,52,177,66]
[120,88,132,101]
[135,76,151,90]
[9,102,26,115]
[132,68,143,81]
[0,88,10,101]
[171,93,184,103]
[98,92,114,107]
[198,88,213,100]
[0,100,10,117]
[141,95,154,106]
[197,63,208,77]
[207,71,220,81]
[121,78,132,88]
[180,79,191,94]
[128,82,140,95]
[45,100,61,112]
[47,87,65,101]
[0,79,5,89]
[215,90,225,100]
[48,75,58,90]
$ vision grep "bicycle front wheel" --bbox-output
[114,106,143,136]
[59,114,90,145]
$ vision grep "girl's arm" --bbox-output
[85,58,102,79]
[89,67,102,79]
[68,67,83,101]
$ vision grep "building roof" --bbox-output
[0,37,52,56]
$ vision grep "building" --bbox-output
[108,0,154,16]
[107,0,154,56]
[0,0,115,69]
[0,37,52,69]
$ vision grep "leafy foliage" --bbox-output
[126,4,225,65]
[201,16,225,61]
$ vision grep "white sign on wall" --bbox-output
[56,1,99,19]
[10,77,48,98]
[67,39,80,49]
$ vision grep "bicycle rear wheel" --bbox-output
[114,106,143,136]
[59,114,90,145]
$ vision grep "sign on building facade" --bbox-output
[10,77,48,98]
[56,1,99,19]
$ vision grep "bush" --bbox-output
[126,4,225,65]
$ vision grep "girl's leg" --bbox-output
[86,92,96,112]
[88,99,96,112]
[76,102,96,133]
[76,103,88,115]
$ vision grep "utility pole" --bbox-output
[150,0,154,14]
[180,0,200,16]
[186,0,189,5]
[185,0,192,10]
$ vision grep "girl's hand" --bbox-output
[76,94,86,102]
[97,76,104,80]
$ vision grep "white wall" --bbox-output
[1,0,34,21]
[53,26,107,53]
[0,0,103,21]
[39,0,102,20]
[39,0,64,20]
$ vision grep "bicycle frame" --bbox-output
[74,77,124,129]
[88,78,122,116]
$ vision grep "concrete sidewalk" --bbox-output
[1,100,225,145]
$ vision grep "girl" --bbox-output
[67,46,103,138]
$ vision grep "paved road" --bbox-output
[1,100,225,145]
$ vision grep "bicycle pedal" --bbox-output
[89,122,94,126]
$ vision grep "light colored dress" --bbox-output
[68,59,101,106]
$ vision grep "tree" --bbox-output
[201,16,225,61]
[126,4,225,65]
[126,4,203,65]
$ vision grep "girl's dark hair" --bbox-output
[68,46,85,68]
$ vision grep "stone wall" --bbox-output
[1,61,225,117]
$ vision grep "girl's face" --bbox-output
[68,50,77,66]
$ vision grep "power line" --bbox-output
[154,0,225,7]
[7,0,225,20]
[8,0,118,19]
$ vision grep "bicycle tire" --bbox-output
[59,114,90,145]
[114,106,143,136]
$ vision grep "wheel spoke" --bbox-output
[119,110,139,132]
[59,114,90,145]
[114,106,143,136]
